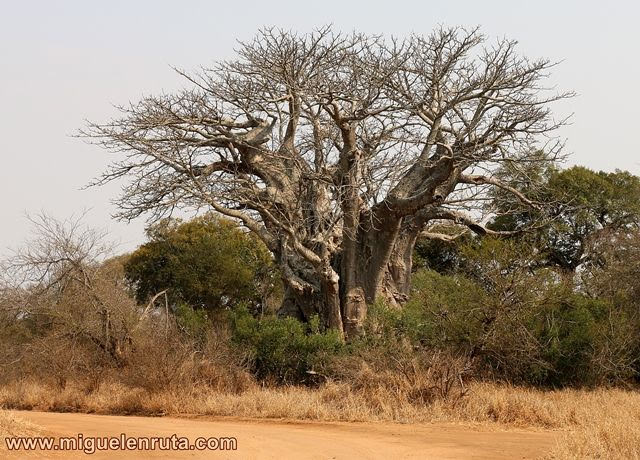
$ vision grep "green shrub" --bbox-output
[367,267,637,387]
[402,270,489,349]
[534,295,637,386]
[174,302,210,342]
[229,307,344,384]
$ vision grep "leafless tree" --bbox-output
[82,26,571,338]
[4,213,138,367]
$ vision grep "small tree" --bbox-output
[124,214,280,315]
[3,214,139,372]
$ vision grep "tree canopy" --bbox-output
[124,215,278,314]
[490,166,640,270]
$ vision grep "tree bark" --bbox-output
[278,267,344,338]
[381,212,433,305]
[278,211,415,340]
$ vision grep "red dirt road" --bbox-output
[5,410,557,459]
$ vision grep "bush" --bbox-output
[230,307,344,384]
[369,265,637,387]
[328,346,472,406]
[122,321,254,393]
[401,270,489,349]
[173,302,210,342]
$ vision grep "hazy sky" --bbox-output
[1,0,638,255]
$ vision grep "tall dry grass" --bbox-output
[1,379,639,458]
[445,383,640,459]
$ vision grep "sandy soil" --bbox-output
[5,411,556,459]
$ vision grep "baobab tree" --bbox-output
[83,26,570,339]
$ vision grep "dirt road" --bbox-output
[5,411,556,459]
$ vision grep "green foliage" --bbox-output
[491,166,640,270]
[124,214,280,313]
[551,167,640,224]
[538,167,640,269]
[532,295,609,385]
[413,224,472,274]
[402,270,488,348]
[173,302,210,341]
[229,307,344,384]
[366,253,638,387]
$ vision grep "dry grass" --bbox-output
[551,420,640,460]
[1,380,639,458]
[0,410,41,451]
[440,383,640,459]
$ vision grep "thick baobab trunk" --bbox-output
[379,232,417,306]
[341,212,429,331]
[278,212,417,340]
[381,214,427,305]
[337,209,401,338]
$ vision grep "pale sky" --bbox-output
[1,0,638,255]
